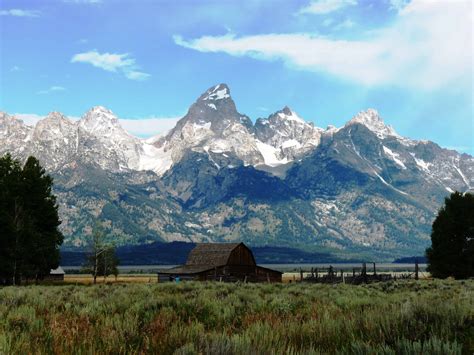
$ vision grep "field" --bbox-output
[0,280,473,354]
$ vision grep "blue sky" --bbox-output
[1,0,472,154]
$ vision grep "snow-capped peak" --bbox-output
[85,106,118,121]
[276,106,306,124]
[347,109,399,139]
[79,106,123,135]
[201,83,231,101]
[43,111,69,122]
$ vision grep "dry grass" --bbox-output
[64,274,157,284]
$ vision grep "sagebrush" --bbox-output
[0,280,473,354]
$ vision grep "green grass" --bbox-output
[0,280,473,354]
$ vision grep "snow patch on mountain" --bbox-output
[411,154,431,172]
[202,84,230,101]
[256,140,288,167]
[383,146,406,169]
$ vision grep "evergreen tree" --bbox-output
[0,154,22,284]
[426,191,474,279]
[21,157,63,281]
[0,154,63,285]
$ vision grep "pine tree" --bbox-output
[426,192,474,279]
[0,154,22,284]
[21,157,63,281]
[0,154,63,285]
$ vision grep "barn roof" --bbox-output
[185,243,242,267]
[50,266,65,275]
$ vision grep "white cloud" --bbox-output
[299,0,357,15]
[71,51,134,72]
[120,117,180,137]
[0,9,40,17]
[10,66,21,72]
[14,114,44,126]
[175,0,472,90]
[125,71,151,81]
[14,113,180,137]
[71,50,150,81]
[36,86,66,95]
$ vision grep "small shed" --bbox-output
[158,243,282,283]
[45,266,65,281]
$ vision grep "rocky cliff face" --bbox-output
[1,84,472,259]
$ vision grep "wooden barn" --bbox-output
[158,243,282,283]
[45,266,65,282]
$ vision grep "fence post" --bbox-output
[415,261,419,280]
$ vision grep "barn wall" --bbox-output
[227,244,256,266]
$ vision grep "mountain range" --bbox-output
[1,84,472,260]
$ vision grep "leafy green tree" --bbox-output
[83,225,120,283]
[0,154,63,285]
[97,245,119,281]
[426,192,474,279]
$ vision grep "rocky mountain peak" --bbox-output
[33,112,76,143]
[347,109,399,139]
[0,112,29,137]
[199,83,231,102]
[42,111,70,124]
[274,106,307,125]
[79,106,123,136]
[281,106,293,116]
[169,83,242,137]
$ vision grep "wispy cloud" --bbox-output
[0,9,40,17]
[71,50,150,81]
[175,0,472,90]
[299,0,357,15]
[333,18,355,30]
[125,71,151,81]
[389,0,410,12]
[71,51,134,71]
[37,86,66,95]
[120,117,180,137]
[10,66,21,72]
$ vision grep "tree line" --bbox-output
[0,154,63,285]
[0,154,120,285]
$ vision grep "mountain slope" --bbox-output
[1,84,472,259]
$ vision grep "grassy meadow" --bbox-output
[0,280,473,354]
